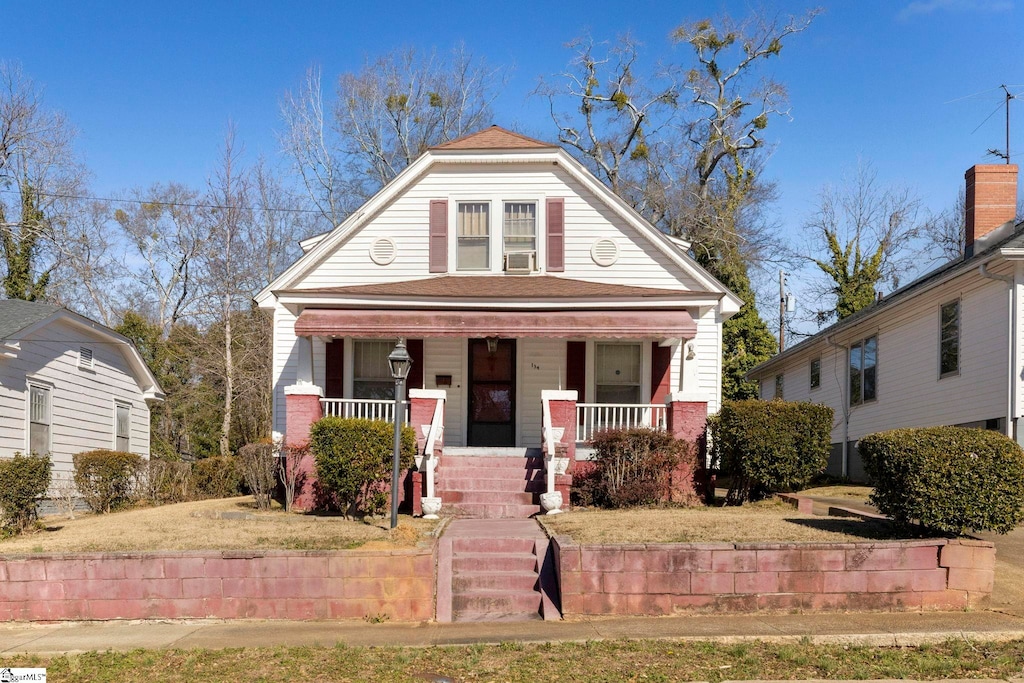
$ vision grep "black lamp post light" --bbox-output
[387,338,413,530]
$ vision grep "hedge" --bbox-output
[0,452,52,533]
[310,417,415,518]
[860,426,1024,534]
[710,399,833,504]
[73,449,144,513]
[578,427,695,508]
[190,456,243,499]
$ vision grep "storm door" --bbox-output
[468,339,516,446]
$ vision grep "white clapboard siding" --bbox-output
[423,338,465,446]
[0,318,151,479]
[290,163,702,291]
[518,338,568,446]
[754,266,1011,443]
[694,307,723,414]
[272,304,299,439]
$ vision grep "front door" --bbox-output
[468,339,516,446]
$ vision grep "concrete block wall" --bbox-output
[553,537,994,615]
[0,548,435,622]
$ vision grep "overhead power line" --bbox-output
[0,188,327,215]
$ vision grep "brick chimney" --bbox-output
[965,164,1018,257]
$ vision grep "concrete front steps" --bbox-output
[437,449,545,519]
[440,519,559,622]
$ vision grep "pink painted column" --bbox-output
[665,393,709,502]
[542,390,577,510]
[408,389,446,518]
[284,384,323,511]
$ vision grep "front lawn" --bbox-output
[0,496,440,553]
[541,498,899,544]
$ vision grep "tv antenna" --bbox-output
[985,85,1016,163]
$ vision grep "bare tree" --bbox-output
[281,46,507,227]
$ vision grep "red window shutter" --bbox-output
[566,341,586,399]
[651,342,672,405]
[429,200,448,273]
[546,198,564,272]
[407,339,424,390]
[325,339,345,398]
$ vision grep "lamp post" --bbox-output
[387,338,412,529]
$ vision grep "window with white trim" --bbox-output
[503,202,536,258]
[775,373,784,400]
[28,384,51,455]
[810,358,821,390]
[849,335,877,406]
[939,300,960,377]
[115,402,131,451]
[457,202,489,270]
[595,342,642,404]
[353,340,396,400]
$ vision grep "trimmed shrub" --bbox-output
[73,449,144,513]
[310,417,415,518]
[190,456,243,499]
[238,442,276,510]
[0,452,52,533]
[710,399,833,504]
[584,427,695,508]
[144,457,192,504]
[860,426,1024,535]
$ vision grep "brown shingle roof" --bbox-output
[430,125,557,151]
[286,276,690,300]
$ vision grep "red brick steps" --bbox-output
[437,451,545,519]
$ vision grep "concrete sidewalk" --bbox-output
[2,609,1024,655]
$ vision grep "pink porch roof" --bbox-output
[294,308,696,339]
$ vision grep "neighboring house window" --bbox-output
[775,374,784,400]
[115,402,131,451]
[595,342,642,404]
[28,383,51,455]
[849,335,878,405]
[353,340,395,400]
[79,346,94,370]
[940,299,960,377]
[457,202,489,270]
[503,202,536,259]
[810,357,821,390]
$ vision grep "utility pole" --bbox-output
[779,270,786,352]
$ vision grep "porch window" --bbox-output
[503,202,536,256]
[849,335,877,406]
[595,342,642,404]
[28,383,51,455]
[457,202,489,270]
[353,340,396,400]
[115,402,131,451]
[939,299,959,377]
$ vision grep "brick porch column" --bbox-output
[664,392,709,502]
[284,383,323,511]
[408,389,446,517]
[542,389,577,510]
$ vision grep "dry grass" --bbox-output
[541,499,900,544]
[0,497,439,554]
[801,485,873,499]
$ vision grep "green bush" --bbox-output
[190,456,243,499]
[310,417,415,518]
[0,452,52,533]
[860,426,1024,535]
[710,399,833,504]
[238,442,276,510]
[73,449,144,513]
[585,427,695,508]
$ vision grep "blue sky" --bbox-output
[2,0,1022,307]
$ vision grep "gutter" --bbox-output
[826,335,851,479]
[979,261,1016,439]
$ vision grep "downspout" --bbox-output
[979,261,1016,438]
[826,335,851,479]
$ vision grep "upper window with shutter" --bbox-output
[457,202,490,270]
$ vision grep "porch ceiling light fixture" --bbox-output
[388,338,413,529]
[486,336,499,354]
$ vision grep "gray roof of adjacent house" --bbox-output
[748,220,1024,377]
[0,299,61,339]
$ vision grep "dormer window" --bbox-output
[457,202,490,270]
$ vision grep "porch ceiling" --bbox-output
[294,308,696,339]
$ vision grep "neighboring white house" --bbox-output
[0,300,163,484]
[748,164,1021,482]
[256,126,741,455]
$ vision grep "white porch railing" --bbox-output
[320,398,409,423]
[576,403,667,442]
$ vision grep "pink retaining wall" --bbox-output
[553,537,994,615]
[0,548,435,622]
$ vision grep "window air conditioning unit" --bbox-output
[504,251,536,273]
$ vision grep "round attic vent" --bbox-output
[590,238,619,266]
[369,238,397,265]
